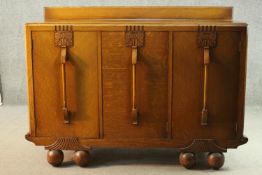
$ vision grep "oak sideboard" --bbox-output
[25,6,248,169]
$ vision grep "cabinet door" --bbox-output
[102,32,169,138]
[172,31,240,140]
[32,31,99,138]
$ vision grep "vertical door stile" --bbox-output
[167,31,173,139]
[98,31,103,138]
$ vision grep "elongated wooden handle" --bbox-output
[131,46,138,125]
[201,47,210,126]
[61,47,70,124]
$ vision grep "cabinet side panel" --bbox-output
[236,29,247,138]
[25,26,35,137]
[208,31,240,136]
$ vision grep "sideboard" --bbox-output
[25,6,248,169]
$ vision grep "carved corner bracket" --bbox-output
[197,26,217,126]
[180,139,227,153]
[45,137,89,151]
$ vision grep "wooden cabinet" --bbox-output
[25,7,248,169]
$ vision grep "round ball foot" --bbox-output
[207,152,225,170]
[47,150,64,167]
[73,150,91,167]
[179,152,196,169]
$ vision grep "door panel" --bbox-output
[33,31,99,138]
[172,31,240,139]
[102,32,169,138]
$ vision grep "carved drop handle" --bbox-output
[131,46,138,125]
[125,26,144,125]
[54,25,73,124]
[198,26,217,126]
[201,47,210,125]
[61,47,70,124]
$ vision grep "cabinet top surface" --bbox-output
[44,6,234,21]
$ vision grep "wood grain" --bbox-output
[25,26,36,137]
[26,25,247,148]
[102,32,169,138]
[172,31,240,140]
[25,7,248,158]
[44,6,232,21]
[32,31,99,138]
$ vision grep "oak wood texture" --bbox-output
[102,31,169,138]
[44,6,232,21]
[172,31,241,140]
[31,31,99,138]
[25,6,248,169]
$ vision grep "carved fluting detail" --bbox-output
[197,26,217,48]
[125,26,145,47]
[180,139,227,153]
[45,137,89,151]
[54,25,73,47]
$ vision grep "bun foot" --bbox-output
[179,152,196,169]
[47,150,64,167]
[73,150,91,167]
[207,152,225,170]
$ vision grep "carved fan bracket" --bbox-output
[197,26,217,126]
[197,26,217,48]
[125,26,145,125]
[45,137,89,151]
[180,139,227,153]
[125,26,145,47]
[54,25,73,47]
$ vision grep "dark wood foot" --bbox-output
[207,152,225,170]
[73,150,91,167]
[179,152,196,169]
[47,150,64,167]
